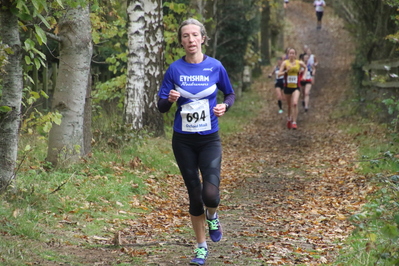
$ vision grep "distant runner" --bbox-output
[268,57,286,114]
[305,47,318,85]
[313,0,326,29]
[300,54,314,112]
[278,48,308,130]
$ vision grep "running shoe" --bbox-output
[206,213,223,242]
[305,108,308,113]
[291,122,297,130]
[190,247,208,265]
[287,120,292,129]
[278,109,283,114]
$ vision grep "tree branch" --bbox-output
[45,32,62,42]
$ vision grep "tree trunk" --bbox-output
[190,0,206,16]
[46,5,93,166]
[124,0,164,136]
[276,0,285,51]
[261,0,271,65]
[204,0,218,58]
[83,73,93,155]
[0,1,23,190]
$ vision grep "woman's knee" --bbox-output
[203,196,220,209]
[189,204,205,216]
[202,178,220,208]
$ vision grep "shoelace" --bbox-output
[194,248,208,259]
[207,218,219,230]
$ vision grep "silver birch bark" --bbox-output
[124,0,164,136]
[46,5,93,166]
[0,1,23,190]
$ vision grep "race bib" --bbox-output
[305,71,312,80]
[180,99,211,132]
[287,75,298,84]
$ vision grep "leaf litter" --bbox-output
[28,2,376,265]
[115,2,373,265]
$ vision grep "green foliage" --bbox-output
[336,180,399,265]
[335,132,399,266]
[0,106,12,112]
[163,1,192,65]
[214,0,261,79]
[19,84,62,137]
[23,38,46,71]
[334,0,399,83]
[90,1,127,65]
[90,1,128,114]
[92,75,126,111]
[0,41,11,72]
[1,0,85,141]
[382,97,399,131]
[91,0,197,115]
[22,108,62,136]
[218,86,260,136]
[0,42,12,95]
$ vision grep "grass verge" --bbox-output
[333,123,399,266]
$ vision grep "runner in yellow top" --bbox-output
[278,48,307,130]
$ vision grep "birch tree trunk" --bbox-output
[0,1,23,190]
[124,0,164,137]
[46,5,93,166]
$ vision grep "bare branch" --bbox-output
[45,32,62,42]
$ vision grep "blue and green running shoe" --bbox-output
[206,214,223,242]
[190,247,208,265]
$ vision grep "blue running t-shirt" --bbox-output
[158,56,234,135]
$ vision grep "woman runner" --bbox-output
[268,57,285,114]
[278,48,307,130]
[157,18,235,265]
[306,47,318,85]
[314,0,326,29]
[300,54,314,112]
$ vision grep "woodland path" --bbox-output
[133,1,367,265]
[38,1,370,265]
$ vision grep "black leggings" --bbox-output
[316,11,323,22]
[172,131,222,216]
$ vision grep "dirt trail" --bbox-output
[201,2,365,265]
[18,2,370,266]
[131,1,367,265]
[43,2,366,265]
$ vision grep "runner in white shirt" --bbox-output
[300,54,315,112]
[313,0,326,29]
[305,47,318,85]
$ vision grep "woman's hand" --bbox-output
[213,103,227,117]
[168,90,180,103]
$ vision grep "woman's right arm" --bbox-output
[157,68,176,113]
[157,98,173,113]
